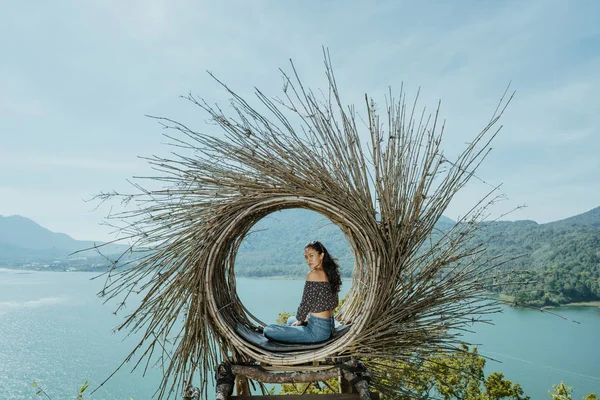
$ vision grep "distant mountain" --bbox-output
[0,215,128,267]
[435,215,456,231]
[548,206,600,228]
[0,215,94,251]
[235,208,354,277]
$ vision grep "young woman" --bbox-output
[263,241,342,344]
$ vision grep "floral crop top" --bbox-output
[296,281,339,323]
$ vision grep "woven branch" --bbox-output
[94,50,514,399]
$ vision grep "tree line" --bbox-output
[234,209,600,306]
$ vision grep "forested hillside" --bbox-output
[236,207,600,306]
[235,209,355,277]
[482,212,600,306]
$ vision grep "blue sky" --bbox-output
[1,1,599,241]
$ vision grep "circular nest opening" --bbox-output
[206,196,378,365]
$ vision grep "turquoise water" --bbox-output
[0,269,598,399]
[463,303,600,398]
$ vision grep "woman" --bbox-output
[263,240,342,344]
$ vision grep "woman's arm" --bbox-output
[295,279,311,324]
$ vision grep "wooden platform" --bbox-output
[231,394,379,400]
[212,360,376,400]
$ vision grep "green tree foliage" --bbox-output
[278,347,595,400]
[274,312,528,399]
[548,382,597,400]
[482,222,600,306]
[278,344,529,399]
[484,372,528,400]
[275,311,293,326]
[392,345,528,400]
[426,344,487,399]
[280,380,340,395]
[280,345,598,400]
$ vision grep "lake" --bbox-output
[0,269,598,399]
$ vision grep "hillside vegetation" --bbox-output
[2,207,599,306]
[236,207,600,306]
[483,210,600,306]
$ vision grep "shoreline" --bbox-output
[556,301,600,308]
[498,293,600,308]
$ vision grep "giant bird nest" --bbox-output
[97,54,513,399]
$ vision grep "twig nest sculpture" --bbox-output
[205,196,378,365]
[98,52,512,399]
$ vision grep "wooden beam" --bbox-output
[258,365,337,372]
[231,365,339,383]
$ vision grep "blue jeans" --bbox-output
[264,314,335,344]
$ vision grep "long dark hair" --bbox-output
[305,241,342,295]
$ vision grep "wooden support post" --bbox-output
[338,373,352,394]
[183,385,200,400]
[216,363,235,400]
[235,376,251,396]
[339,361,371,400]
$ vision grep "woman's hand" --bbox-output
[291,320,302,326]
